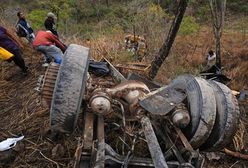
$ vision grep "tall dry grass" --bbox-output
[68,24,248,91]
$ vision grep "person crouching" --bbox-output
[32,30,66,66]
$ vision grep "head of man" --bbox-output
[17,11,25,19]
[47,12,57,20]
[208,50,214,56]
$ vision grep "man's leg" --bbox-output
[11,49,28,72]
[36,45,52,63]
[46,45,63,64]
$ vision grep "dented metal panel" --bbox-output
[139,85,186,115]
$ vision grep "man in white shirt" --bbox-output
[207,50,216,67]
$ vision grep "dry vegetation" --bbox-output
[0,22,248,168]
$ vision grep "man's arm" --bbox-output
[50,33,65,51]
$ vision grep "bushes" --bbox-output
[27,10,48,30]
[227,0,248,13]
[179,16,200,35]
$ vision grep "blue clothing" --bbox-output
[17,18,33,34]
[0,26,19,52]
[35,45,63,64]
[16,19,35,43]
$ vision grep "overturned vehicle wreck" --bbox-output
[37,44,240,168]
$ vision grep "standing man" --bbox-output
[16,11,35,43]
[44,12,58,37]
[33,30,66,66]
[0,26,28,73]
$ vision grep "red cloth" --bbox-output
[33,31,65,50]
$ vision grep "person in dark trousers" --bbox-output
[33,30,66,66]
[44,12,58,37]
[0,26,28,73]
[16,11,35,43]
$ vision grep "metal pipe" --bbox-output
[141,116,168,168]
[105,143,154,167]
[106,80,150,96]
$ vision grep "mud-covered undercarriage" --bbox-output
[37,44,239,168]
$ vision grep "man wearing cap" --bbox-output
[44,12,58,37]
[33,30,66,66]
[16,11,35,43]
[0,26,28,73]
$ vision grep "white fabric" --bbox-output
[207,52,216,67]
[0,136,24,151]
[208,53,216,61]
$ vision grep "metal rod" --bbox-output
[114,100,126,155]
[94,116,105,168]
[105,143,191,167]
[141,116,169,168]
[105,143,154,167]
[153,123,185,163]
[122,134,138,168]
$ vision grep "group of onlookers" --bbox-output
[0,11,66,74]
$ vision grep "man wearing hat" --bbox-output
[44,12,58,37]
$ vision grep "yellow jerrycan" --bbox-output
[0,47,14,60]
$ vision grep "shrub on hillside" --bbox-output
[179,16,200,35]
[27,10,48,31]
[228,0,248,13]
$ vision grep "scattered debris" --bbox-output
[124,34,147,61]
[36,45,240,167]
[203,152,223,161]
[0,29,246,167]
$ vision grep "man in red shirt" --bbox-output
[33,30,66,65]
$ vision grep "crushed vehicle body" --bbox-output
[36,44,240,168]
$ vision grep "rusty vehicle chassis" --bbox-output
[38,44,239,168]
[77,59,202,168]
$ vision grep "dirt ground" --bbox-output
[0,33,248,167]
[0,44,84,167]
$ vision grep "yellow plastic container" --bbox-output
[0,47,14,60]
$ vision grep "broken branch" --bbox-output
[224,148,248,160]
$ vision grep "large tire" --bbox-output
[201,80,240,150]
[169,74,216,149]
[50,44,89,134]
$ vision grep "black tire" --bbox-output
[201,80,240,150]
[169,74,216,149]
[50,44,89,134]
